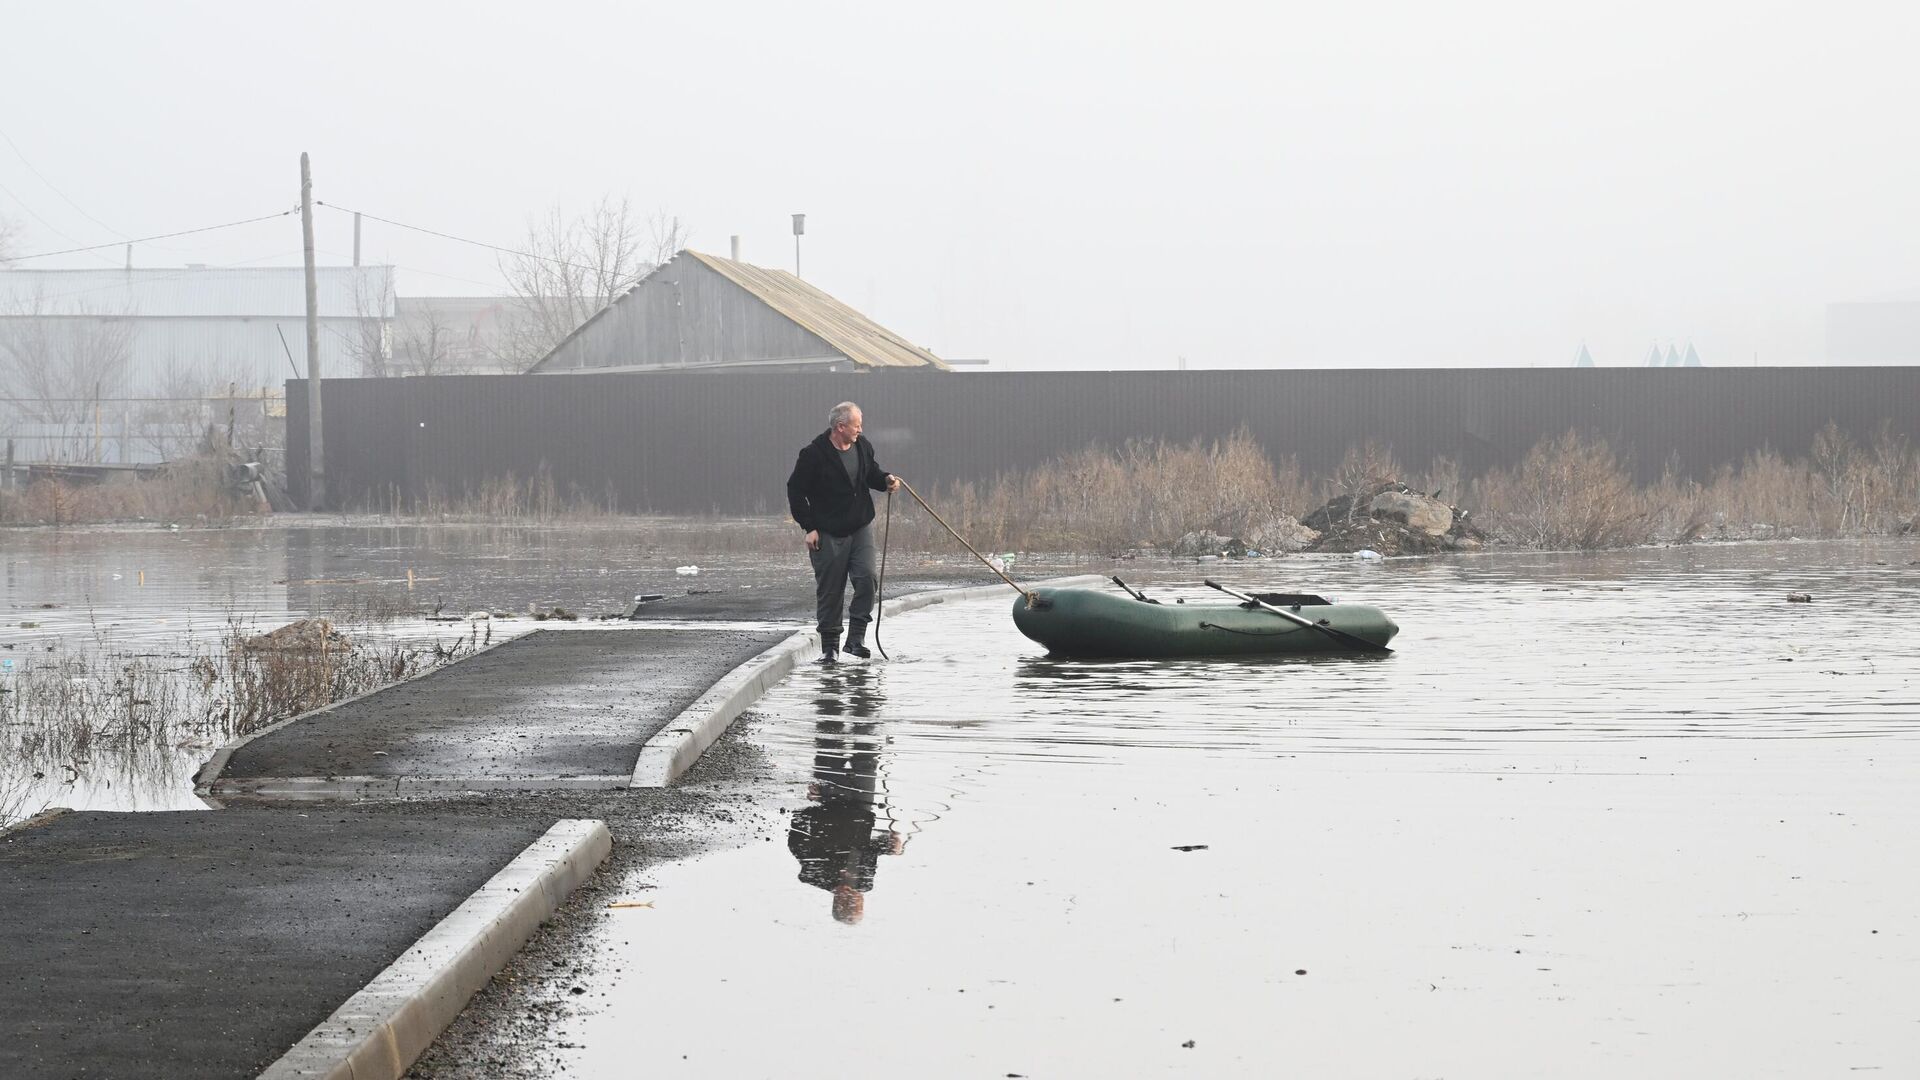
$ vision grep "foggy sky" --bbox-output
[4,0,1916,370]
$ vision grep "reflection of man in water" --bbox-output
[787,670,905,924]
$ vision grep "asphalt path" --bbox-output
[216,628,788,786]
[0,809,555,1080]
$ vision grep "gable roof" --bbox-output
[680,250,948,370]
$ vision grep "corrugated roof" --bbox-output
[681,251,948,370]
[0,266,394,318]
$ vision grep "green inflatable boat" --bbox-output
[1011,579,1398,658]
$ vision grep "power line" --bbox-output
[6,210,297,262]
[314,201,615,276]
[0,126,135,243]
[314,248,505,292]
[0,177,121,266]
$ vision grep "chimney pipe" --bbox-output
[730,235,741,261]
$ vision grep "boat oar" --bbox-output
[1203,579,1392,654]
[1111,576,1159,604]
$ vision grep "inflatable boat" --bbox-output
[1011,579,1398,658]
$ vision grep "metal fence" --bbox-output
[287,368,1920,512]
[1,393,284,474]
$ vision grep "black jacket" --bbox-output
[786,431,893,537]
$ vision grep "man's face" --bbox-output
[836,409,863,443]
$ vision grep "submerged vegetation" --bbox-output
[0,618,484,828]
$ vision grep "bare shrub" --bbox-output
[1413,456,1463,504]
[1646,453,1712,544]
[883,430,1309,556]
[1329,441,1402,524]
[1474,431,1653,549]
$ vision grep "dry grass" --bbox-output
[1470,432,1656,549]
[1461,425,1918,548]
[9,426,1912,553]
[0,457,260,527]
[401,463,627,522]
[880,430,1315,556]
[0,619,480,826]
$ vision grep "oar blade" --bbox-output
[1203,579,1392,654]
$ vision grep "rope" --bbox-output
[897,479,1037,606]
[874,488,892,660]
[1198,621,1309,637]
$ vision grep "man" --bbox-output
[786,401,902,664]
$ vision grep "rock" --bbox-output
[1302,479,1488,555]
[1368,490,1454,537]
[244,618,351,652]
[1171,531,1246,558]
[1786,592,1813,603]
[1241,515,1319,553]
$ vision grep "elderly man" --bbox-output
[786,401,903,664]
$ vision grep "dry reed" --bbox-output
[0,619,479,826]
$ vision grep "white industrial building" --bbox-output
[0,264,391,462]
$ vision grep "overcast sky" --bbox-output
[4,0,1916,369]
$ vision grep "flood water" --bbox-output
[0,520,813,822]
[559,541,1920,1078]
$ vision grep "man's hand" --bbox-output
[886,475,902,493]
[805,529,821,551]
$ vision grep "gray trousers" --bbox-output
[809,525,877,647]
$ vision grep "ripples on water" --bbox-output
[561,541,1920,1078]
[763,543,1920,775]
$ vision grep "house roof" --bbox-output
[528,250,947,372]
[681,251,948,370]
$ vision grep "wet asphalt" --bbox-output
[215,627,788,787]
[0,809,554,1080]
[0,560,1073,1080]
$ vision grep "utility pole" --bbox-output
[352,211,361,268]
[301,152,325,510]
[791,213,805,278]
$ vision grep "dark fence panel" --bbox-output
[287,368,1920,513]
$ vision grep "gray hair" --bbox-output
[828,401,861,429]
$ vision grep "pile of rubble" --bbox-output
[243,618,352,652]
[1300,482,1487,555]
[1168,482,1487,558]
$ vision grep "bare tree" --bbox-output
[645,210,690,267]
[493,195,688,369]
[0,215,20,264]
[394,301,474,376]
[0,292,136,460]
[337,267,396,377]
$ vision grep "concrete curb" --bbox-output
[628,573,1106,787]
[193,632,526,806]
[0,806,72,840]
[256,818,612,1080]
